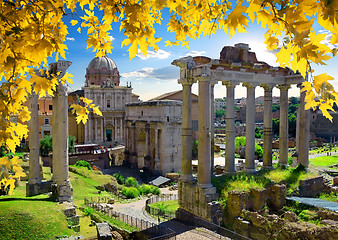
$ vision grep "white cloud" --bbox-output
[109,35,115,42]
[121,66,179,81]
[185,50,206,56]
[66,37,75,41]
[136,49,171,60]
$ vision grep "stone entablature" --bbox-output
[124,100,182,175]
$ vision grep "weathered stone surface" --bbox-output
[63,206,76,218]
[226,191,249,221]
[26,181,52,197]
[249,188,268,211]
[284,211,298,222]
[317,210,338,221]
[321,219,338,226]
[268,184,286,210]
[177,181,221,224]
[68,216,80,226]
[165,173,180,181]
[299,176,324,197]
[214,165,224,175]
[333,177,338,186]
[96,222,112,240]
[107,198,114,204]
[220,44,258,63]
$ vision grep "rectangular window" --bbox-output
[49,104,53,111]
[44,118,50,125]
[107,100,111,108]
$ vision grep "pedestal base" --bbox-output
[26,181,53,197]
[54,181,73,203]
[178,181,222,224]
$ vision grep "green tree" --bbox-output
[272,105,280,112]
[289,97,300,106]
[288,104,300,115]
[255,127,262,138]
[68,135,76,153]
[288,113,297,137]
[215,109,226,118]
[235,136,246,151]
[40,135,52,157]
[272,118,280,136]
[192,140,198,159]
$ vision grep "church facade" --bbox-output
[82,55,138,146]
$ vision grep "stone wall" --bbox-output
[177,181,222,224]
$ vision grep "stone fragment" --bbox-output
[321,219,338,226]
[284,211,298,222]
[107,198,114,204]
[96,222,112,240]
[165,172,180,181]
[299,176,324,197]
[333,177,338,186]
[268,184,286,210]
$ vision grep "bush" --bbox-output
[74,160,92,170]
[122,187,140,198]
[138,184,152,195]
[83,207,94,216]
[125,177,138,188]
[113,173,125,185]
[255,143,263,159]
[68,135,76,153]
[40,135,52,157]
[150,185,160,195]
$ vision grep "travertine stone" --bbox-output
[261,83,274,169]
[298,85,310,168]
[197,77,212,187]
[243,82,257,171]
[278,84,291,166]
[28,92,42,185]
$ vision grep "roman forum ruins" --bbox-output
[173,43,309,223]
[27,61,73,202]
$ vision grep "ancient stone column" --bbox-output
[297,84,310,168]
[262,83,274,169]
[210,79,217,176]
[178,78,195,182]
[154,127,161,172]
[223,81,239,173]
[197,76,212,188]
[101,118,104,142]
[51,61,73,202]
[243,83,257,171]
[278,84,291,166]
[28,92,41,185]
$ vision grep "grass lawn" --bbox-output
[309,155,338,167]
[0,166,120,239]
[148,200,179,212]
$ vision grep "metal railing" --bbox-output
[84,197,176,240]
[145,194,178,221]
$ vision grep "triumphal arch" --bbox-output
[172,43,309,224]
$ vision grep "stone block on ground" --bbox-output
[268,184,286,210]
[96,222,112,240]
[299,176,324,197]
[249,188,268,211]
[333,177,338,186]
[165,172,180,181]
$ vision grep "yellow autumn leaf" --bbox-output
[0,157,11,169]
[70,20,78,26]
[313,73,334,93]
[319,103,335,122]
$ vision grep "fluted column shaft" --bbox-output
[198,77,212,187]
[278,84,291,166]
[298,85,310,168]
[180,80,194,182]
[28,93,41,184]
[223,81,238,173]
[262,84,274,168]
[210,81,216,175]
[244,83,256,171]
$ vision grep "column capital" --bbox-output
[171,56,196,70]
[261,83,275,91]
[242,82,259,89]
[277,84,291,91]
[222,80,240,88]
[178,78,196,86]
[196,75,211,82]
[210,78,218,86]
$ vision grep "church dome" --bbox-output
[85,55,120,87]
[88,55,118,72]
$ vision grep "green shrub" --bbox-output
[113,173,125,185]
[125,177,138,188]
[255,143,263,159]
[40,135,52,157]
[74,160,92,170]
[83,207,94,216]
[122,187,140,198]
[150,185,160,195]
[138,184,151,195]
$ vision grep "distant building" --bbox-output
[124,100,182,174]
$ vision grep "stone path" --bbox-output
[287,196,338,212]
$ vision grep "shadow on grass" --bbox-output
[0,195,54,202]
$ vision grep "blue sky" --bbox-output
[63,8,338,101]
